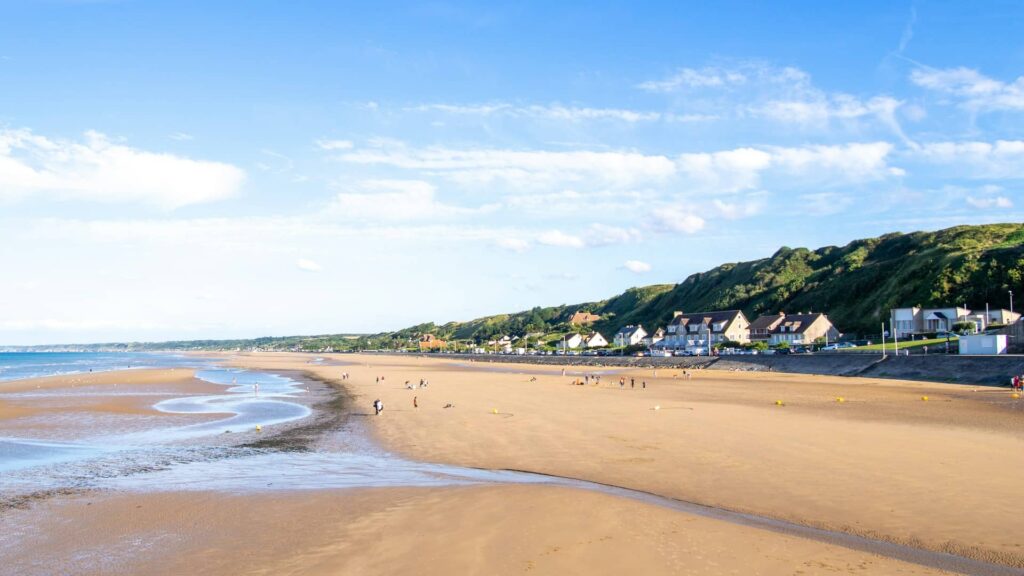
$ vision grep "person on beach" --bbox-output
[413,396,418,409]
[376,376,379,384]
[373,399,384,415]
[631,379,634,389]
[642,380,646,389]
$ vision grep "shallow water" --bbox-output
[0,368,310,473]
[0,352,214,382]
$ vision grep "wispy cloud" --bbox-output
[407,102,662,123]
[296,258,323,272]
[0,128,245,208]
[911,140,1024,179]
[910,67,1024,112]
[336,141,677,188]
[169,132,194,141]
[637,66,749,92]
[623,260,651,273]
[328,179,497,221]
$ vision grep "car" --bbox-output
[821,344,839,351]
[836,342,857,349]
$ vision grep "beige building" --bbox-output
[660,310,750,351]
[762,312,840,346]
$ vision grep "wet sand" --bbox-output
[0,369,228,438]
[3,486,955,576]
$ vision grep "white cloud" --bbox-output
[677,142,894,193]
[623,260,652,273]
[966,195,1013,209]
[584,223,641,246]
[533,224,640,249]
[297,259,323,272]
[912,140,1024,179]
[169,132,194,141]
[329,179,496,221]
[537,230,585,248]
[637,66,749,92]
[496,237,530,252]
[0,128,245,208]
[315,139,355,150]
[650,206,706,234]
[910,67,1024,112]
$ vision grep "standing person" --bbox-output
[631,379,634,389]
[619,378,624,389]
[642,380,646,389]
[373,399,383,415]
[376,376,379,384]
[413,396,418,409]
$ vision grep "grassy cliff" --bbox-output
[394,223,1024,342]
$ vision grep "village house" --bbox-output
[556,333,584,350]
[613,324,647,347]
[748,312,785,342]
[763,312,840,346]
[584,332,608,348]
[659,310,750,351]
[888,306,1019,337]
[569,311,601,325]
[642,327,665,347]
[418,334,446,351]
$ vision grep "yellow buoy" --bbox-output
[1012,393,1021,399]
[492,408,498,414]
[255,425,262,432]
[775,400,784,406]
[921,396,929,401]
[836,397,845,403]
[654,405,661,411]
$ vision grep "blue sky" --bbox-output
[1,0,1022,345]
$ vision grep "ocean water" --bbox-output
[0,352,209,382]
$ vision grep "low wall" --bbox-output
[424,353,1024,387]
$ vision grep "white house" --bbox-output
[613,325,647,347]
[891,306,996,337]
[584,332,608,348]
[766,313,841,346]
[959,334,1008,355]
[556,333,584,350]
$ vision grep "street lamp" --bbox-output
[1010,290,1015,315]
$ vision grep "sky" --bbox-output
[1,0,1023,345]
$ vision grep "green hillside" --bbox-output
[386,223,1024,343]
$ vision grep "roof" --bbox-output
[615,324,645,337]
[769,313,830,334]
[750,313,785,332]
[570,311,601,324]
[668,310,746,331]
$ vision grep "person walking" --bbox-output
[373,399,384,415]
[413,396,418,409]
[631,379,634,389]
[642,380,646,389]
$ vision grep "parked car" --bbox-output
[836,342,857,349]
[821,344,839,351]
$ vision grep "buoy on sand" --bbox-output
[921,396,929,401]
[492,408,498,414]
[836,397,845,403]
[1012,393,1021,399]
[775,400,785,406]
[654,405,661,411]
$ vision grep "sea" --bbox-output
[0,351,208,382]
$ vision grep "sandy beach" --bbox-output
[3,352,1023,575]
